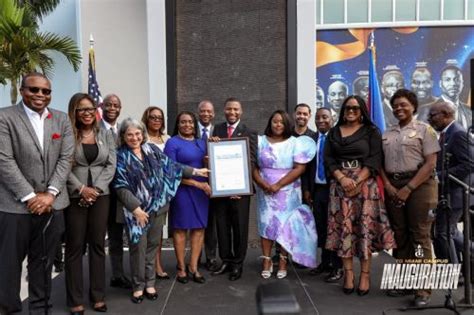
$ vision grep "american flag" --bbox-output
[88,47,103,119]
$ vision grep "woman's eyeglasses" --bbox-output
[22,86,52,96]
[148,115,163,121]
[345,106,361,112]
[76,107,97,114]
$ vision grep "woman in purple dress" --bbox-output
[165,111,211,284]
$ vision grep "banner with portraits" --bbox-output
[316,26,474,129]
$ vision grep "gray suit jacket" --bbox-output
[0,103,74,213]
[67,128,117,198]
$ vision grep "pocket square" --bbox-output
[52,133,61,140]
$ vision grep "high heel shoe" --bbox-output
[260,256,273,279]
[343,269,355,294]
[357,270,370,296]
[70,306,85,315]
[131,292,144,304]
[176,265,189,284]
[144,288,159,300]
[187,266,206,284]
[93,302,108,312]
[276,254,288,279]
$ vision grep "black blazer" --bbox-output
[437,121,474,209]
[302,132,325,195]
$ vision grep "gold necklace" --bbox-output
[81,130,94,138]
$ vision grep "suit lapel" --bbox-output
[16,104,43,156]
[233,123,244,138]
[43,111,53,157]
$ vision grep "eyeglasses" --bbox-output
[76,107,97,114]
[427,112,442,119]
[148,115,163,121]
[345,106,361,112]
[22,86,52,96]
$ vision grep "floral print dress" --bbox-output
[256,135,318,267]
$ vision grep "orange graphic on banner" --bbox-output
[316,27,418,68]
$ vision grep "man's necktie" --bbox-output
[202,127,208,141]
[227,125,233,138]
[439,131,445,147]
[317,134,326,181]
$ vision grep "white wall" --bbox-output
[79,0,150,120]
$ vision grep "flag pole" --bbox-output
[89,34,94,49]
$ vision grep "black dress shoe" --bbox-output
[309,264,331,275]
[324,268,343,283]
[70,311,84,315]
[205,259,220,272]
[144,290,159,300]
[211,262,230,276]
[131,294,144,304]
[414,295,430,308]
[110,277,132,289]
[229,267,242,281]
[93,303,108,312]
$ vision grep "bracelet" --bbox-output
[337,175,345,181]
[405,183,415,191]
[79,185,85,194]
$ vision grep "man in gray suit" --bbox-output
[0,73,74,314]
[196,100,219,271]
[100,94,132,289]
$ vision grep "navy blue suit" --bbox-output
[302,131,342,270]
[434,121,474,261]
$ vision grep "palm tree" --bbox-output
[0,0,81,104]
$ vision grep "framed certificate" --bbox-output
[207,138,252,198]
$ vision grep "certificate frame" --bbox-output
[207,137,253,198]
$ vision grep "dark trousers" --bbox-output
[214,196,250,268]
[65,196,109,307]
[312,184,342,270]
[386,177,437,296]
[0,210,64,315]
[204,200,218,261]
[107,193,126,279]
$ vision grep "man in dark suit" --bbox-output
[196,100,220,271]
[428,101,474,263]
[100,94,132,289]
[438,65,472,129]
[292,103,316,138]
[211,97,256,281]
[0,73,74,314]
[302,108,343,282]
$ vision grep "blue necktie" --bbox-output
[317,134,326,181]
[202,127,208,141]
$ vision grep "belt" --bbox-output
[341,160,359,169]
[387,170,417,180]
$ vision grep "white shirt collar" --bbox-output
[22,102,50,120]
[198,121,212,132]
[227,120,240,129]
[102,119,118,132]
[441,120,455,134]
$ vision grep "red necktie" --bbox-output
[227,125,233,138]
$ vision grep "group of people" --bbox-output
[0,72,473,315]
[318,61,472,130]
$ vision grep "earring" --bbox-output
[360,116,363,122]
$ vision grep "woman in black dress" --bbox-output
[324,95,395,296]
